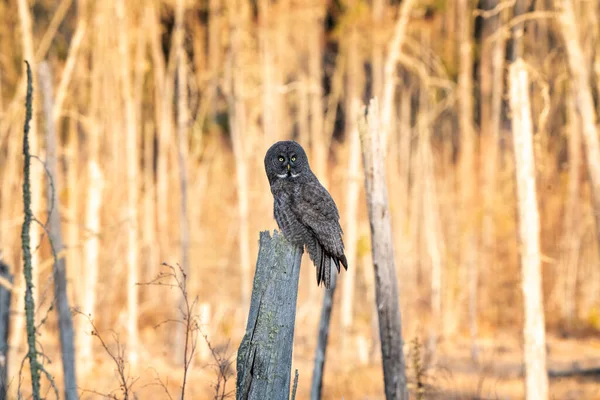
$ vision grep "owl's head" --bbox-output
[264,141,310,184]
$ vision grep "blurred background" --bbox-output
[1,0,600,398]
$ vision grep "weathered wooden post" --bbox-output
[0,256,13,399]
[236,230,303,400]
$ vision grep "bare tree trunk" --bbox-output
[509,60,549,400]
[208,0,221,122]
[457,0,479,363]
[371,0,384,101]
[259,0,279,145]
[341,23,362,331]
[556,0,600,256]
[52,8,87,124]
[480,0,507,316]
[398,86,413,291]
[227,0,251,307]
[79,105,103,373]
[141,6,158,283]
[142,121,158,282]
[359,98,408,400]
[298,73,310,146]
[0,258,11,399]
[38,61,79,400]
[116,0,140,365]
[174,0,191,366]
[418,87,444,360]
[381,0,416,149]
[308,6,326,186]
[149,0,172,261]
[559,86,582,328]
[276,0,289,138]
[310,269,337,400]
[77,2,103,375]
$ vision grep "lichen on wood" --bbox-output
[236,230,303,400]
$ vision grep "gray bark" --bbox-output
[236,231,303,400]
[0,258,12,399]
[556,0,600,262]
[38,61,78,400]
[359,98,408,400]
[310,270,337,400]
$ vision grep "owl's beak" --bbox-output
[287,164,291,171]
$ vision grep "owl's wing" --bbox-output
[290,179,347,287]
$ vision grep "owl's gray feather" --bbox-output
[265,140,347,288]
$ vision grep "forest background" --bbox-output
[1,0,600,398]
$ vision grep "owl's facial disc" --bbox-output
[274,153,302,179]
[266,144,307,181]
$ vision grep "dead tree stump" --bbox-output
[236,230,303,400]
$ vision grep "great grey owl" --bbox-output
[264,140,348,288]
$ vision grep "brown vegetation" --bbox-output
[1,0,600,398]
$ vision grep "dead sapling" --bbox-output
[138,262,209,399]
[201,333,233,400]
[74,310,139,399]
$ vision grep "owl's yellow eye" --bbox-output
[278,156,284,162]
[291,156,296,162]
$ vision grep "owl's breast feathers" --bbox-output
[271,175,348,288]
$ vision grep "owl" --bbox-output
[264,140,348,288]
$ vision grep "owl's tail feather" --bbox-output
[315,243,332,289]
[340,254,348,270]
[315,242,324,287]
[332,258,340,273]
[313,243,346,289]
[332,254,348,273]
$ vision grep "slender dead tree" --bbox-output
[418,85,444,360]
[341,16,363,331]
[310,269,338,400]
[457,0,479,363]
[359,98,408,400]
[38,61,79,400]
[509,59,549,400]
[380,0,417,149]
[308,2,327,187]
[559,86,582,328]
[78,1,104,375]
[556,0,600,255]
[259,0,280,146]
[479,0,507,314]
[227,0,252,307]
[175,0,191,366]
[150,0,174,263]
[116,0,140,365]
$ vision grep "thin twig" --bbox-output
[74,310,138,399]
[291,369,299,400]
